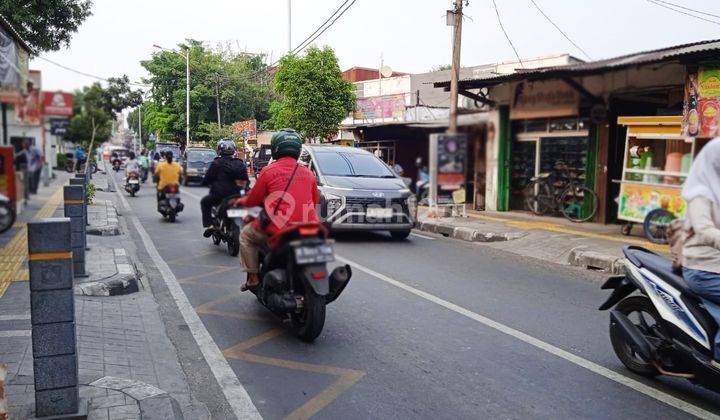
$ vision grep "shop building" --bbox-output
[434,39,720,224]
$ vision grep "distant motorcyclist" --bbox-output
[201,139,249,237]
[233,129,320,291]
[124,152,140,178]
[154,150,182,198]
[74,146,87,171]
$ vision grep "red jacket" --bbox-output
[240,157,320,235]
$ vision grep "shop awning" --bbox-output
[433,38,720,91]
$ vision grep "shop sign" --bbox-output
[0,26,29,104]
[232,119,257,140]
[683,65,720,137]
[510,80,579,120]
[618,184,685,222]
[50,118,70,135]
[353,95,406,120]
[42,91,74,116]
[436,133,467,190]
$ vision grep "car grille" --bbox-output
[338,196,409,224]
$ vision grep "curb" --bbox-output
[417,220,525,243]
[88,200,120,236]
[89,376,184,420]
[75,248,141,297]
[568,248,625,274]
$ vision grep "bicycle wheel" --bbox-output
[643,208,675,244]
[524,180,553,216]
[560,184,598,222]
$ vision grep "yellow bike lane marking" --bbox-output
[0,188,64,297]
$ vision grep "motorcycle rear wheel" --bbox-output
[227,225,240,256]
[610,296,661,378]
[0,202,15,234]
[292,289,326,342]
[168,213,176,223]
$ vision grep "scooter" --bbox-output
[236,205,352,342]
[0,192,15,234]
[208,192,245,256]
[125,172,141,197]
[112,158,121,172]
[600,245,720,392]
[157,184,184,222]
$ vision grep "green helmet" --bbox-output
[271,129,302,160]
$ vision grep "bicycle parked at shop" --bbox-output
[524,161,598,222]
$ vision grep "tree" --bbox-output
[141,40,272,143]
[269,46,355,141]
[431,64,452,72]
[0,0,92,52]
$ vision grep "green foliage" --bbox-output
[141,40,272,142]
[0,0,92,52]
[55,153,67,170]
[431,64,452,72]
[85,182,96,204]
[269,46,355,141]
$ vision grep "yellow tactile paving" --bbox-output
[0,188,64,297]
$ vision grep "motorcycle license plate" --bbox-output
[129,179,139,184]
[366,208,393,218]
[226,208,249,218]
[294,244,335,265]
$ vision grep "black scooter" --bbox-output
[157,184,184,222]
[208,193,245,256]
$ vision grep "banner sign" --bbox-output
[42,91,74,116]
[510,80,579,120]
[50,118,70,135]
[353,95,406,120]
[437,133,467,190]
[683,65,720,138]
[0,26,29,104]
[618,184,686,223]
[232,119,257,141]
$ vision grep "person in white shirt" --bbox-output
[125,151,141,179]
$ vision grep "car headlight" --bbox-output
[324,193,343,218]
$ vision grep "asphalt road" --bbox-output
[110,171,720,419]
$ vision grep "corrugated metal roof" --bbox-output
[434,39,720,90]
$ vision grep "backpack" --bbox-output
[668,218,693,273]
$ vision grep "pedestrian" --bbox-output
[27,141,43,194]
[681,137,720,366]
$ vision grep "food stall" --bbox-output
[615,116,708,241]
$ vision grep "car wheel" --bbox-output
[390,230,411,241]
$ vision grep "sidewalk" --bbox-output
[417,209,669,275]
[0,171,207,419]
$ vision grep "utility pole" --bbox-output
[212,73,223,130]
[138,104,142,149]
[288,0,292,53]
[448,1,465,134]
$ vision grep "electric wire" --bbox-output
[490,0,524,68]
[650,0,720,19]
[528,0,592,60]
[646,0,720,26]
[35,56,151,88]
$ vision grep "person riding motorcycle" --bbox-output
[124,151,140,179]
[154,150,183,199]
[74,146,87,171]
[201,139,249,237]
[233,129,320,291]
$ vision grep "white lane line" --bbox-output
[336,255,719,420]
[410,232,436,240]
[110,167,261,420]
[0,330,31,337]
[0,314,30,321]
[182,188,204,202]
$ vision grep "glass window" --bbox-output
[187,150,216,162]
[315,152,395,178]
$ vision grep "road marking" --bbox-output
[0,330,31,337]
[0,314,30,321]
[181,188,204,202]
[336,255,720,420]
[410,232,436,240]
[111,170,262,420]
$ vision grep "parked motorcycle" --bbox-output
[600,245,720,392]
[238,207,352,342]
[125,172,141,197]
[66,159,97,174]
[157,184,184,222]
[112,158,121,172]
[0,192,15,234]
[208,193,246,256]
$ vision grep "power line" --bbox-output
[289,0,352,56]
[528,0,592,60]
[36,56,151,88]
[491,0,524,68]
[646,0,720,26]
[290,0,358,55]
[650,0,720,19]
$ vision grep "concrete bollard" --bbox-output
[69,177,88,227]
[27,218,87,418]
[64,186,87,278]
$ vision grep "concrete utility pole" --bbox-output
[212,73,222,129]
[448,1,465,134]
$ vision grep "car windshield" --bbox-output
[315,151,396,178]
[155,146,181,160]
[188,150,216,162]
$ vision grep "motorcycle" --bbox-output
[600,245,720,392]
[0,192,15,234]
[208,193,246,256]
[125,172,141,197]
[66,159,97,174]
[157,184,184,222]
[237,207,352,342]
[112,158,121,172]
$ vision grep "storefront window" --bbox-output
[623,137,693,186]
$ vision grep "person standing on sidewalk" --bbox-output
[28,141,43,194]
[681,137,720,365]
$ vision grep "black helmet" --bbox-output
[270,129,302,160]
[129,151,136,160]
[217,138,237,157]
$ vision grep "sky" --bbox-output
[29,0,720,92]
